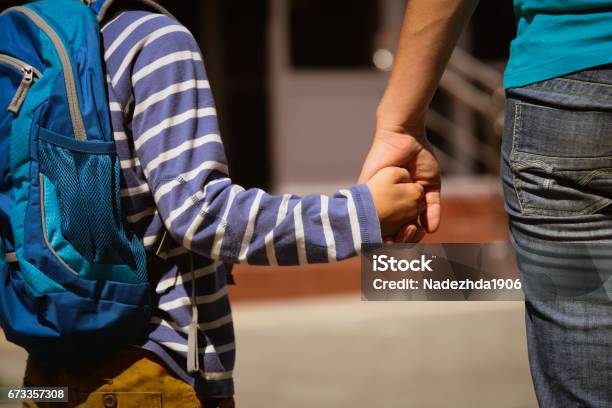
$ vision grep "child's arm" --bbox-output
[126,18,420,264]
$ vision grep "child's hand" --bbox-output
[367,167,425,237]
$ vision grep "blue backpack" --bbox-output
[0,0,170,367]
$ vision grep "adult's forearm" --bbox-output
[376,0,479,130]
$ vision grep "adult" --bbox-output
[359,1,612,406]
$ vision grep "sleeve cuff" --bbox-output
[350,184,382,246]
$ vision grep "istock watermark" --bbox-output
[361,243,612,301]
[362,243,523,301]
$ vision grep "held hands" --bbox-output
[360,126,441,243]
[367,167,425,238]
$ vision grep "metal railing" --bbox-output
[429,47,506,175]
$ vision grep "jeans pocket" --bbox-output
[509,102,612,217]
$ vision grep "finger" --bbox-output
[412,225,427,243]
[379,167,411,184]
[417,198,426,214]
[398,183,424,201]
[421,190,441,233]
[411,183,425,199]
[393,224,417,243]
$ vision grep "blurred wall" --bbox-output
[269,0,406,196]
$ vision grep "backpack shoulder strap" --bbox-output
[93,0,174,24]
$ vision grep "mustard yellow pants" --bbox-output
[22,346,234,408]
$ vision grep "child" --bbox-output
[23,8,424,408]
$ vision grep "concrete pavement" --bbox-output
[232,296,538,407]
[0,296,538,407]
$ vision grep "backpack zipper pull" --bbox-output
[8,67,34,114]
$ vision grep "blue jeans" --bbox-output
[502,67,612,407]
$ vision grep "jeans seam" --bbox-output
[519,196,612,216]
[555,76,612,90]
[510,160,554,174]
[510,103,521,161]
[527,81,612,102]
[578,168,612,186]
[512,150,612,160]
[510,103,526,214]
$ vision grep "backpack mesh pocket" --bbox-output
[37,126,146,282]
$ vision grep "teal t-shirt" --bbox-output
[504,0,612,89]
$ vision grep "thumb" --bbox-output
[375,167,412,184]
[421,190,441,233]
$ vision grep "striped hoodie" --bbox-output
[101,10,382,398]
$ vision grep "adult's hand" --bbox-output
[359,125,441,236]
[358,0,478,241]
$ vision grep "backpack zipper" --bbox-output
[2,6,87,141]
[0,54,42,114]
